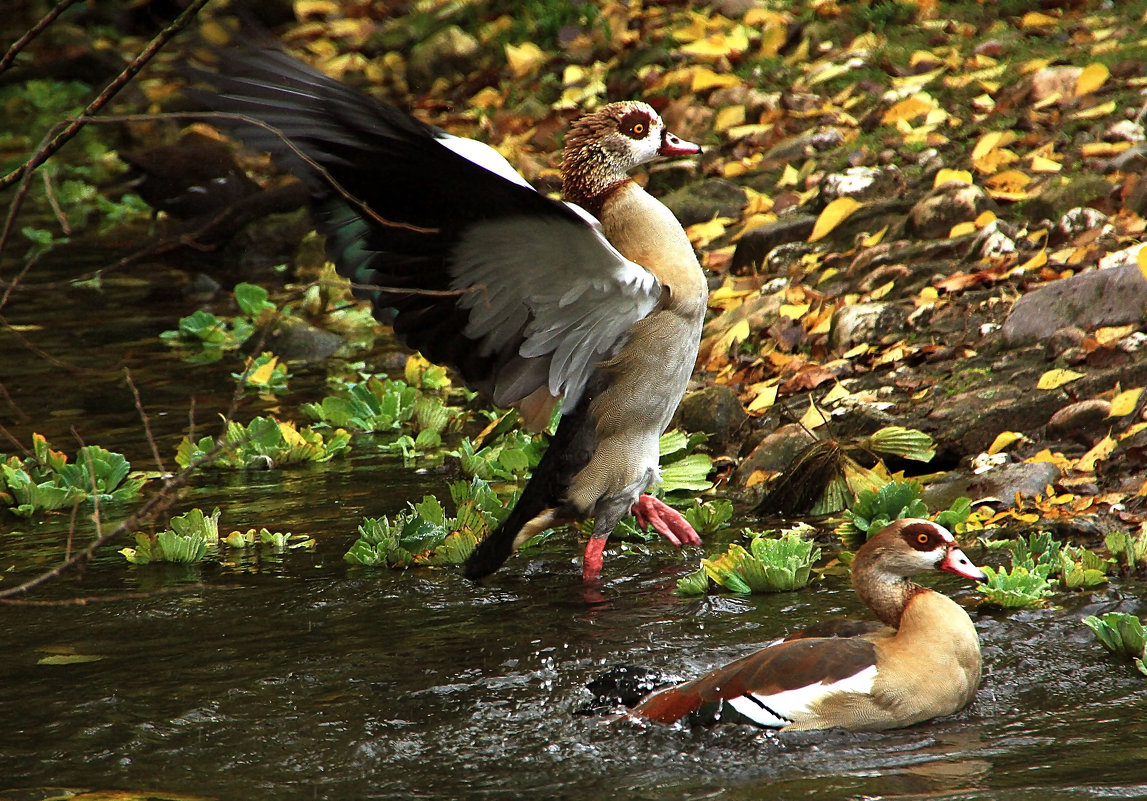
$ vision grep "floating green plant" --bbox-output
[679,526,821,596]
[1106,529,1147,572]
[682,498,734,535]
[303,375,431,433]
[657,430,714,494]
[175,416,351,470]
[0,434,146,517]
[224,527,312,550]
[1083,612,1147,676]
[450,428,546,481]
[992,531,1109,592]
[977,565,1055,608]
[159,283,277,362]
[344,478,508,568]
[121,507,221,564]
[232,351,290,394]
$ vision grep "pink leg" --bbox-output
[583,537,607,584]
[632,494,701,548]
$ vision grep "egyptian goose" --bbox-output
[190,43,707,582]
[631,519,986,731]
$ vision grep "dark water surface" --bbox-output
[2,268,1146,800]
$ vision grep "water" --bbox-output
[1,263,1146,800]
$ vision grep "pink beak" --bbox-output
[659,130,701,157]
[940,545,987,583]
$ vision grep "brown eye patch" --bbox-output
[900,522,942,551]
[619,110,652,139]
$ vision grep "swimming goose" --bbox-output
[190,43,707,582]
[632,519,986,730]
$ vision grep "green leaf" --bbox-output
[675,567,710,597]
[863,426,937,462]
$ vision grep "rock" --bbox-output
[730,423,818,485]
[1047,399,1113,439]
[1023,174,1112,221]
[260,318,345,363]
[675,384,749,454]
[1098,242,1146,271]
[1001,263,1147,347]
[906,181,995,240]
[731,214,818,272]
[923,460,1064,511]
[407,26,482,91]
[660,178,747,226]
[829,301,909,351]
[1054,207,1109,241]
[819,165,905,205]
[1106,119,1145,143]
[1044,326,1086,360]
[1028,65,1083,105]
[762,127,845,163]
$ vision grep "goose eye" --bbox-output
[632,122,645,135]
[917,533,930,545]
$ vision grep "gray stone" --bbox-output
[923,460,1063,510]
[660,178,747,227]
[1001,263,1147,347]
[675,384,749,454]
[907,181,996,240]
[730,423,818,485]
[829,302,910,351]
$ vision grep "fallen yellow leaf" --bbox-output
[881,94,937,125]
[686,217,733,248]
[1109,387,1144,417]
[820,381,851,405]
[869,280,895,300]
[249,357,279,386]
[1096,324,1136,345]
[1014,248,1048,273]
[1036,368,1085,390]
[505,42,547,77]
[1030,154,1063,173]
[1138,242,1147,283]
[949,221,977,238]
[799,397,829,430]
[690,67,742,92]
[1075,62,1110,96]
[809,197,862,242]
[1069,100,1117,121]
[861,225,888,247]
[776,163,801,188]
[746,381,779,412]
[1075,433,1117,473]
[715,104,746,132]
[1020,11,1058,28]
[934,168,973,187]
[988,431,1027,455]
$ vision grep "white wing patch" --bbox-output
[436,133,534,189]
[449,215,661,411]
[726,664,879,729]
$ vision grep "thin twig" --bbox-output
[0,0,212,194]
[124,367,167,477]
[40,169,70,235]
[0,0,86,75]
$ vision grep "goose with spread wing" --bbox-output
[190,43,708,582]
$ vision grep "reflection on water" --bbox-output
[1,265,1146,800]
